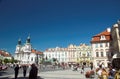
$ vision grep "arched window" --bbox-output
[96,52,99,57]
[101,52,104,57]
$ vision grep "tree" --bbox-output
[10,57,15,64]
[4,58,9,64]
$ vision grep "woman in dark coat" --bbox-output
[29,64,38,79]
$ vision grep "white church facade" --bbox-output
[14,36,43,65]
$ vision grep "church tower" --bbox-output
[24,35,32,52]
[15,38,22,53]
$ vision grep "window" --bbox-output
[100,35,106,40]
[101,52,104,57]
[96,52,99,57]
[100,43,103,47]
[79,52,81,56]
[65,52,67,56]
[28,56,29,59]
[95,44,98,48]
[87,52,89,56]
[31,57,33,61]
[105,43,108,47]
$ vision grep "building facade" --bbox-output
[44,47,69,64]
[14,36,43,65]
[43,43,92,66]
[90,28,111,68]
[76,44,92,66]
[0,50,12,64]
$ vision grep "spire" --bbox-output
[26,34,30,44]
[18,38,21,45]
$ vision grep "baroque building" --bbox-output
[14,36,43,65]
[76,44,92,66]
[90,28,111,68]
[43,43,92,66]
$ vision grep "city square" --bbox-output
[0,66,96,79]
[0,0,120,79]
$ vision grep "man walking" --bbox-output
[14,64,19,79]
[23,65,27,78]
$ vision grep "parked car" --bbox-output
[1,65,8,70]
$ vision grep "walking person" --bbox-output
[14,64,19,79]
[90,62,93,70]
[29,63,38,79]
[81,65,84,74]
[101,68,108,79]
[22,65,27,78]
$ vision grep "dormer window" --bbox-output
[100,35,106,40]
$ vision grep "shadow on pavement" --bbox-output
[0,76,44,79]
[10,76,44,79]
[0,71,7,76]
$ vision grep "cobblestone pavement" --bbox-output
[0,68,97,79]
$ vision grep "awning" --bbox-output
[112,53,120,59]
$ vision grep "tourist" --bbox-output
[90,62,93,70]
[97,65,102,79]
[14,64,19,79]
[108,67,115,79]
[101,68,108,79]
[29,63,38,79]
[22,65,27,78]
[114,70,120,79]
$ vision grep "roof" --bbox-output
[0,50,11,57]
[31,49,43,55]
[91,29,111,43]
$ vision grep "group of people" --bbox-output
[96,64,120,79]
[14,63,38,79]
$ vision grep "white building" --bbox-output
[43,44,92,66]
[90,28,111,68]
[44,47,69,63]
[14,36,43,65]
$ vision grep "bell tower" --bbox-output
[15,38,22,53]
[24,35,32,52]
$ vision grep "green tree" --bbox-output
[4,58,9,64]
[10,57,14,64]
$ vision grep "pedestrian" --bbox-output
[14,64,19,79]
[108,67,115,79]
[29,63,38,79]
[90,62,93,70]
[101,68,108,79]
[81,65,84,74]
[22,65,27,78]
[114,70,120,79]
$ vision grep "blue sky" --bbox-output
[0,0,120,55]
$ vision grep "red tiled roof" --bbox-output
[91,30,111,43]
[0,50,11,57]
[31,49,43,55]
[95,30,110,36]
